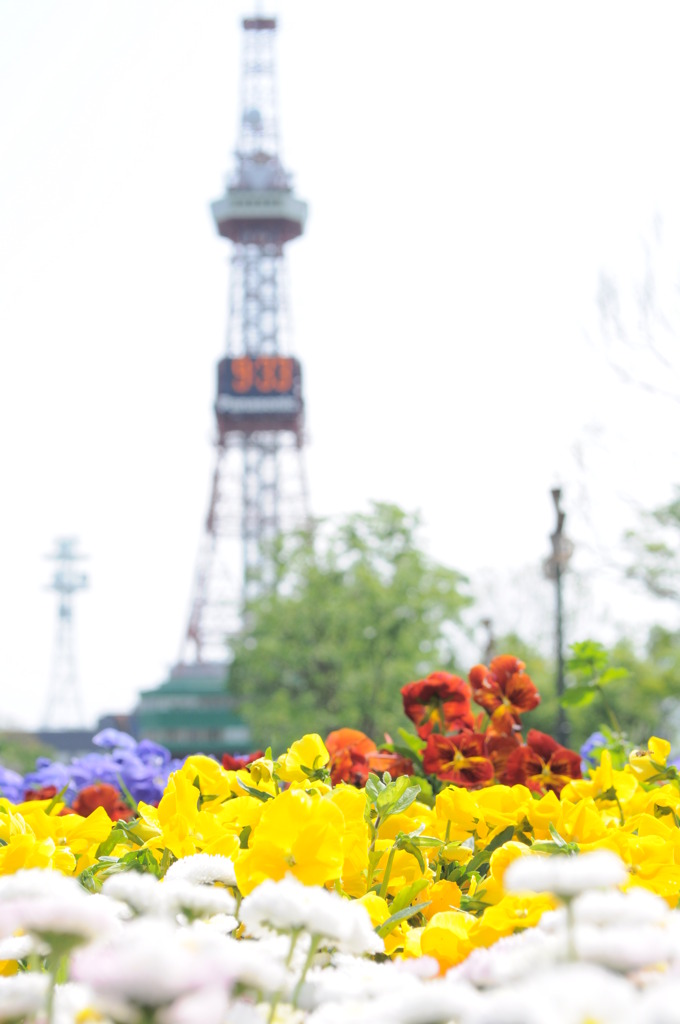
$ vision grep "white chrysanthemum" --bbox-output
[0,932,45,961]
[467,962,638,1024]
[102,871,166,915]
[164,853,237,888]
[156,984,232,1024]
[573,886,669,926]
[0,868,79,903]
[0,890,121,946]
[638,979,680,1022]
[503,850,627,897]
[448,927,565,988]
[573,922,675,971]
[240,876,383,955]
[71,916,234,1009]
[0,974,49,1021]
[162,879,237,919]
[187,912,239,937]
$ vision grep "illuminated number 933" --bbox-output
[231,357,294,394]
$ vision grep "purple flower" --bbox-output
[0,766,24,803]
[580,731,608,773]
[23,761,76,803]
[92,728,136,751]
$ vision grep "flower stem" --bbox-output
[292,934,320,1008]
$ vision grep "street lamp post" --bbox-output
[543,488,574,747]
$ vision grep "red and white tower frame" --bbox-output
[180,14,309,666]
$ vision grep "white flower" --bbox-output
[71,916,233,1010]
[0,974,49,1021]
[161,879,237,920]
[164,853,237,888]
[101,871,165,915]
[572,886,669,926]
[0,890,121,948]
[156,985,232,1024]
[503,850,627,897]
[573,922,675,971]
[240,876,383,955]
[0,932,45,961]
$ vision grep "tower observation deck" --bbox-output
[136,13,309,755]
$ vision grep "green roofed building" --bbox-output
[135,663,250,758]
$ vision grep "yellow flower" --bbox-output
[235,788,344,895]
[21,805,114,874]
[435,786,487,841]
[525,789,566,840]
[276,734,329,783]
[419,879,462,919]
[328,785,370,897]
[356,892,409,956]
[472,892,557,948]
[478,841,528,904]
[0,834,75,875]
[420,910,476,971]
[473,785,532,831]
[626,737,671,784]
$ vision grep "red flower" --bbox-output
[401,672,474,739]
[469,655,540,733]
[221,750,265,772]
[22,785,58,801]
[503,729,582,795]
[366,749,414,778]
[422,732,494,788]
[325,728,377,786]
[71,783,134,821]
[484,731,522,781]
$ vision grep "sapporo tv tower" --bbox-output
[136,12,309,755]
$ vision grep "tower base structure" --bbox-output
[135,662,250,758]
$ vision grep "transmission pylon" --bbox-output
[182,12,309,665]
[43,537,88,728]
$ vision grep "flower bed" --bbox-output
[2,656,680,1022]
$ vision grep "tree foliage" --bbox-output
[228,503,473,751]
[625,486,680,601]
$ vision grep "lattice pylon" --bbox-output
[43,538,88,728]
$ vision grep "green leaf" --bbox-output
[599,667,629,687]
[236,779,274,802]
[561,685,598,707]
[395,728,427,756]
[548,823,568,847]
[466,825,514,875]
[365,773,384,803]
[376,900,431,938]
[95,827,128,859]
[388,878,429,915]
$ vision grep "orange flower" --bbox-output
[366,750,414,778]
[469,655,540,733]
[71,783,134,821]
[325,728,376,786]
[503,729,581,796]
[401,672,474,739]
[422,732,494,788]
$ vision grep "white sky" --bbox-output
[2,1,680,729]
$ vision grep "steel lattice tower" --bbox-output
[43,538,88,728]
[180,13,309,666]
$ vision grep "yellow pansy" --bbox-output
[235,788,344,894]
[525,789,566,840]
[563,798,610,844]
[626,737,671,784]
[472,891,557,948]
[420,910,476,971]
[0,834,76,875]
[328,785,370,897]
[356,892,409,956]
[21,805,114,874]
[478,841,529,905]
[276,734,329,783]
[419,879,462,919]
[435,786,487,841]
[179,755,233,801]
[473,785,532,831]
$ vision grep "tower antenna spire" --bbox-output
[43,537,88,728]
[136,11,310,756]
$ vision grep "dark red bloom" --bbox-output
[221,750,265,772]
[503,729,582,795]
[22,786,58,802]
[469,655,540,733]
[366,749,414,778]
[325,729,377,786]
[484,731,522,782]
[401,672,474,739]
[422,732,494,788]
[71,783,134,821]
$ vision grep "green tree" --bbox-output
[625,486,680,601]
[228,503,473,751]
